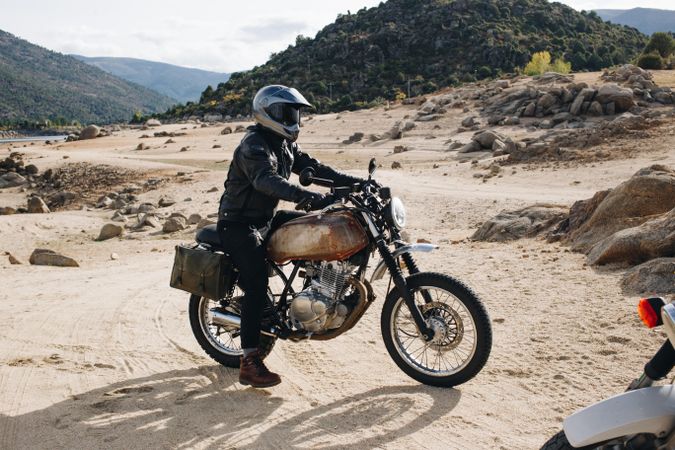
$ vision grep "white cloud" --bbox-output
[0,0,672,72]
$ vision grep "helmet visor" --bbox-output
[266,103,301,127]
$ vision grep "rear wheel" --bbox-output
[541,431,576,450]
[381,272,492,387]
[188,288,276,368]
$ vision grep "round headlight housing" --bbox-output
[387,197,406,229]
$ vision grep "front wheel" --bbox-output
[381,272,492,387]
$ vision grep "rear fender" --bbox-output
[369,243,438,283]
[563,385,675,448]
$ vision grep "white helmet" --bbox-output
[252,85,313,141]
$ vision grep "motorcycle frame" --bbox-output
[259,208,435,341]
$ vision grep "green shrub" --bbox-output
[637,52,664,70]
[523,51,571,75]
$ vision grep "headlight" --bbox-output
[387,197,406,229]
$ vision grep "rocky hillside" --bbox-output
[595,8,675,35]
[162,0,647,119]
[0,30,176,126]
[73,56,230,103]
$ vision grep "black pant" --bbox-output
[217,210,304,349]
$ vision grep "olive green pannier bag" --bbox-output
[170,244,234,300]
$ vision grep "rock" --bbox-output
[523,102,536,117]
[145,119,161,127]
[495,80,510,89]
[487,115,504,125]
[48,191,77,207]
[158,197,176,207]
[343,132,365,144]
[8,253,21,264]
[492,139,507,153]
[97,223,124,241]
[165,139,175,144]
[458,141,483,153]
[163,216,188,233]
[561,166,675,252]
[27,196,50,214]
[447,141,464,151]
[539,120,553,129]
[0,206,16,215]
[587,208,675,266]
[29,249,79,267]
[551,112,573,125]
[587,101,603,116]
[180,147,189,152]
[136,143,149,151]
[207,187,219,193]
[79,125,100,140]
[621,258,675,295]
[605,102,616,116]
[137,203,156,213]
[24,164,38,175]
[188,213,202,225]
[503,116,520,125]
[221,126,233,135]
[596,84,634,112]
[472,205,568,242]
[110,253,119,261]
[393,145,408,154]
[235,125,246,133]
[461,116,476,127]
[196,218,215,229]
[0,172,26,188]
[111,211,128,223]
[204,113,223,122]
[570,88,596,115]
[472,130,506,149]
[536,93,557,111]
[654,91,673,104]
[133,213,161,229]
[391,161,402,169]
[368,134,383,142]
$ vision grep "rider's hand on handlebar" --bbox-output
[295,193,335,211]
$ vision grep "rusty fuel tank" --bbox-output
[267,211,369,263]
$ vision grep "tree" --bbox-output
[524,51,551,75]
[644,32,675,58]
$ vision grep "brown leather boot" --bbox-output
[239,350,281,388]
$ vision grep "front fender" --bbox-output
[369,243,438,283]
[563,385,675,448]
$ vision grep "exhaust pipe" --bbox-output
[208,308,278,338]
[209,308,241,328]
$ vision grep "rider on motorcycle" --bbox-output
[217,85,365,388]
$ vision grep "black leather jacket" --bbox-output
[218,125,362,224]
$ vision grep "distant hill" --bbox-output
[0,29,175,126]
[162,0,646,120]
[73,56,230,103]
[595,8,675,35]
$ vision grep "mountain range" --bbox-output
[595,8,675,35]
[72,56,230,103]
[162,0,647,120]
[0,30,175,125]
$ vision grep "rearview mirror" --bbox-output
[368,158,377,178]
[299,168,315,187]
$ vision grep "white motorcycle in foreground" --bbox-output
[542,297,675,450]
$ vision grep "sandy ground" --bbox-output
[1,72,674,449]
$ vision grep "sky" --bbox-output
[1,0,672,73]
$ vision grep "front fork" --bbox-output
[376,239,434,341]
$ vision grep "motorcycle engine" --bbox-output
[289,261,355,333]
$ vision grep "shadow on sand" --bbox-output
[0,365,461,449]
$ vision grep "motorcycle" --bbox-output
[541,297,675,449]
[183,158,492,387]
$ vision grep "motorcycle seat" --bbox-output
[195,224,223,249]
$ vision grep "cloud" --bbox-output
[239,18,310,42]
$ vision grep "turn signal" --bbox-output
[638,298,664,328]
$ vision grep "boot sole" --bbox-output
[239,378,281,388]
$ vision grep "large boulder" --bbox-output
[79,125,101,140]
[0,172,26,188]
[27,196,50,214]
[472,205,568,242]
[145,119,161,127]
[621,258,675,295]
[29,249,79,267]
[586,208,675,266]
[595,84,635,112]
[472,130,507,149]
[163,216,188,233]
[97,223,124,241]
[565,165,675,252]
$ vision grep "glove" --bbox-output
[295,193,335,211]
